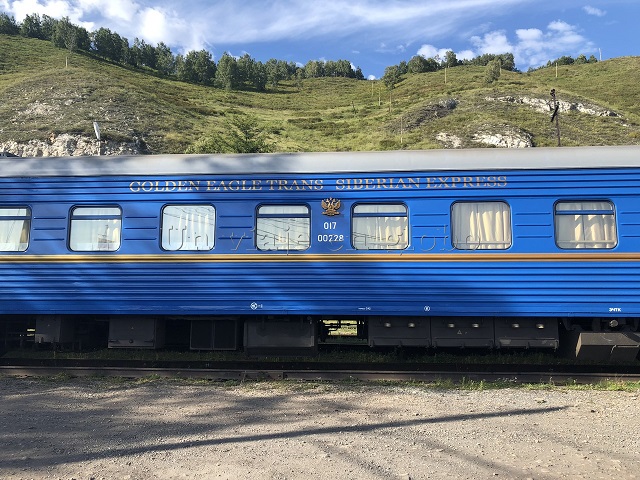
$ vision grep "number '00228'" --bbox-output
[317,234,344,242]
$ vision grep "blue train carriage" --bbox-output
[1,146,639,360]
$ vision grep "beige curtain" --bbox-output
[555,201,616,249]
[452,202,511,250]
[352,204,408,250]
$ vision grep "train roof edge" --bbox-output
[0,145,639,177]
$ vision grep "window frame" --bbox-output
[0,206,31,252]
[68,205,122,252]
[351,203,409,251]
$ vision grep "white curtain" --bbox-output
[0,208,30,252]
[555,201,616,249]
[69,207,121,251]
[162,205,215,251]
[352,204,408,250]
[452,202,511,250]
[257,205,310,251]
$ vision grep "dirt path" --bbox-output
[1,377,638,479]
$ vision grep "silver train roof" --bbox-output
[1,145,639,177]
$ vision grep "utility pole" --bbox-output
[549,89,561,147]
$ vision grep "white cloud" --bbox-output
[466,21,595,69]
[470,31,513,54]
[519,21,594,67]
[583,5,606,17]
[515,28,543,43]
[6,0,100,30]
[456,49,475,61]
[415,44,477,62]
[1,1,604,75]
[8,0,75,20]
[76,0,140,22]
[139,7,169,44]
[416,44,451,60]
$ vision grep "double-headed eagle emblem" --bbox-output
[321,197,341,216]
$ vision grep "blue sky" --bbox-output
[1,0,637,78]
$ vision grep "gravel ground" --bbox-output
[0,376,639,480]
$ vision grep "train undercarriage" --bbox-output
[1,314,639,362]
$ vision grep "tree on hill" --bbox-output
[176,49,216,85]
[215,52,239,90]
[226,115,275,153]
[155,42,176,75]
[2,9,369,90]
[20,13,44,39]
[464,53,515,71]
[0,12,20,35]
[382,65,401,90]
[185,115,274,154]
[407,55,439,73]
[265,58,289,88]
[237,55,268,91]
[304,60,324,78]
[52,16,90,53]
[40,14,57,41]
[92,27,125,63]
[485,58,502,83]
[442,50,459,68]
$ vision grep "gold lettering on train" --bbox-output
[425,175,508,189]
[129,175,507,193]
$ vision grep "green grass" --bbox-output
[14,374,640,391]
[2,35,639,153]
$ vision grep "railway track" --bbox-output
[2,359,640,384]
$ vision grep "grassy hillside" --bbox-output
[1,34,639,153]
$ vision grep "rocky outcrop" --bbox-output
[0,133,144,157]
[388,99,458,134]
[436,125,532,149]
[472,125,533,148]
[487,95,620,117]
[435,132,463,148]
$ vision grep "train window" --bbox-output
[0,207,31,252]
[352,204,408,250]
[161,205,215,251]
[452,202,512,250]
[256,205,310,251]
[69,206,122,252]
[555,201,617,249]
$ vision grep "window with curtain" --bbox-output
[162,205,216,251]
[352,203,408,250]
[69,206,121,252]
[452,201,512,250]
[555,201,617,249]
[0,207,31,252]
[256,205,310,251]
